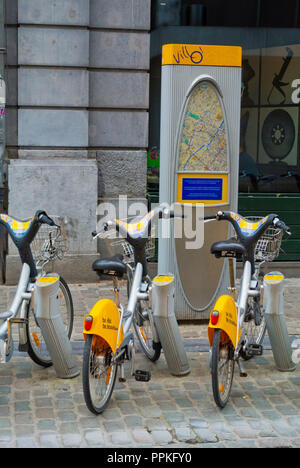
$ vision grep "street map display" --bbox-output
[178,82,228,172]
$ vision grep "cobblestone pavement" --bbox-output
[0,278,300,448]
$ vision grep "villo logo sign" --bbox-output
[291,79,300,104]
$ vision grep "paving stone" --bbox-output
[103,421,126,433]
[125,415,144,428]
[145,418,169,431]
[0,418,11,428]
[15,414,33,425]
[0,430,13,442]
[189,418,209,429]
[84,429,105,447]
[226,440,257,448]
[15,401,31,412]
[35,398,53,408]
[62,433,83,448]
[174,427,197,444]
[276,404,299,416]
[271,420,299,438]
[258,438,294,448]
[110,431,133,446]
[140,406,162,418]
[163,411,185,423]
[39,433,60,448]
[17,437,37,448]
[193,428,218,443]
[151,430,173,445]
[132,429,153,444]
[261,411,283,421]
[117,402,137,415]
[61,422,81,434]
[57,411,77,422]
[55,400,74,410]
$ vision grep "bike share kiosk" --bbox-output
[158,44,242,319]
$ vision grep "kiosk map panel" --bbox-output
[178,82,228,172]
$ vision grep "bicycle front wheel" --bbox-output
[82,334,118,415]
[133,300,161,362]
[26,276,74,367]
[127,268,161,362]
[241,298,266,361]
[211,329,235,409]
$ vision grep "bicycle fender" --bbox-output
[207,294,240,349]
[82,299,124,355]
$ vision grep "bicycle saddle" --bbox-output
[92,253,127,278]
[211,238,247,259]
[114,210,156,241]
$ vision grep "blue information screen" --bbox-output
[182,178,223,201]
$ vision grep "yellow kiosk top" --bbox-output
[162,44,242,67]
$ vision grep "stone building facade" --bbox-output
[4,0,151,283]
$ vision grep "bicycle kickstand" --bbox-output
[237,359,248,378]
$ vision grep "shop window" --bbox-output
[240,44,300,193]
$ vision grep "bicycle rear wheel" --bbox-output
[82,334,118,414]
[26,276,74,367]
[211,329,235,408]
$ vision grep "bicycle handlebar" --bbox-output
[273,218,291,236]
[38,212,56,227]
[92,206,186,239]
[202,211,292,236]
[92,222,110,239]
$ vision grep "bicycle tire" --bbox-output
[26,275,74,367]
[127,268,161,362]
[211,329,235,409]
[82,334,118,415]
[133,310,162,362]
[240,299,266,361]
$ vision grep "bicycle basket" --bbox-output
[31,215,68,264]
[97,217,156,264]
[246,216,283,262]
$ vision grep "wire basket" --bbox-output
[97,218,156,264]
[110,237,156,263]
[31,216,68,265]
[246,216,283,263]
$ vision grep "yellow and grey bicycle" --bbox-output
[0,210,73,366]
[205,210,290,408]
[82,206,186,414]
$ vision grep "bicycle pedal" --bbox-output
[247,344,263,356]
[134,370,151,382]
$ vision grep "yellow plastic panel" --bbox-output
[162,44,242,67]
[83,299,124,355]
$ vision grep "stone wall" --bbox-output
[4,0,151,283]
